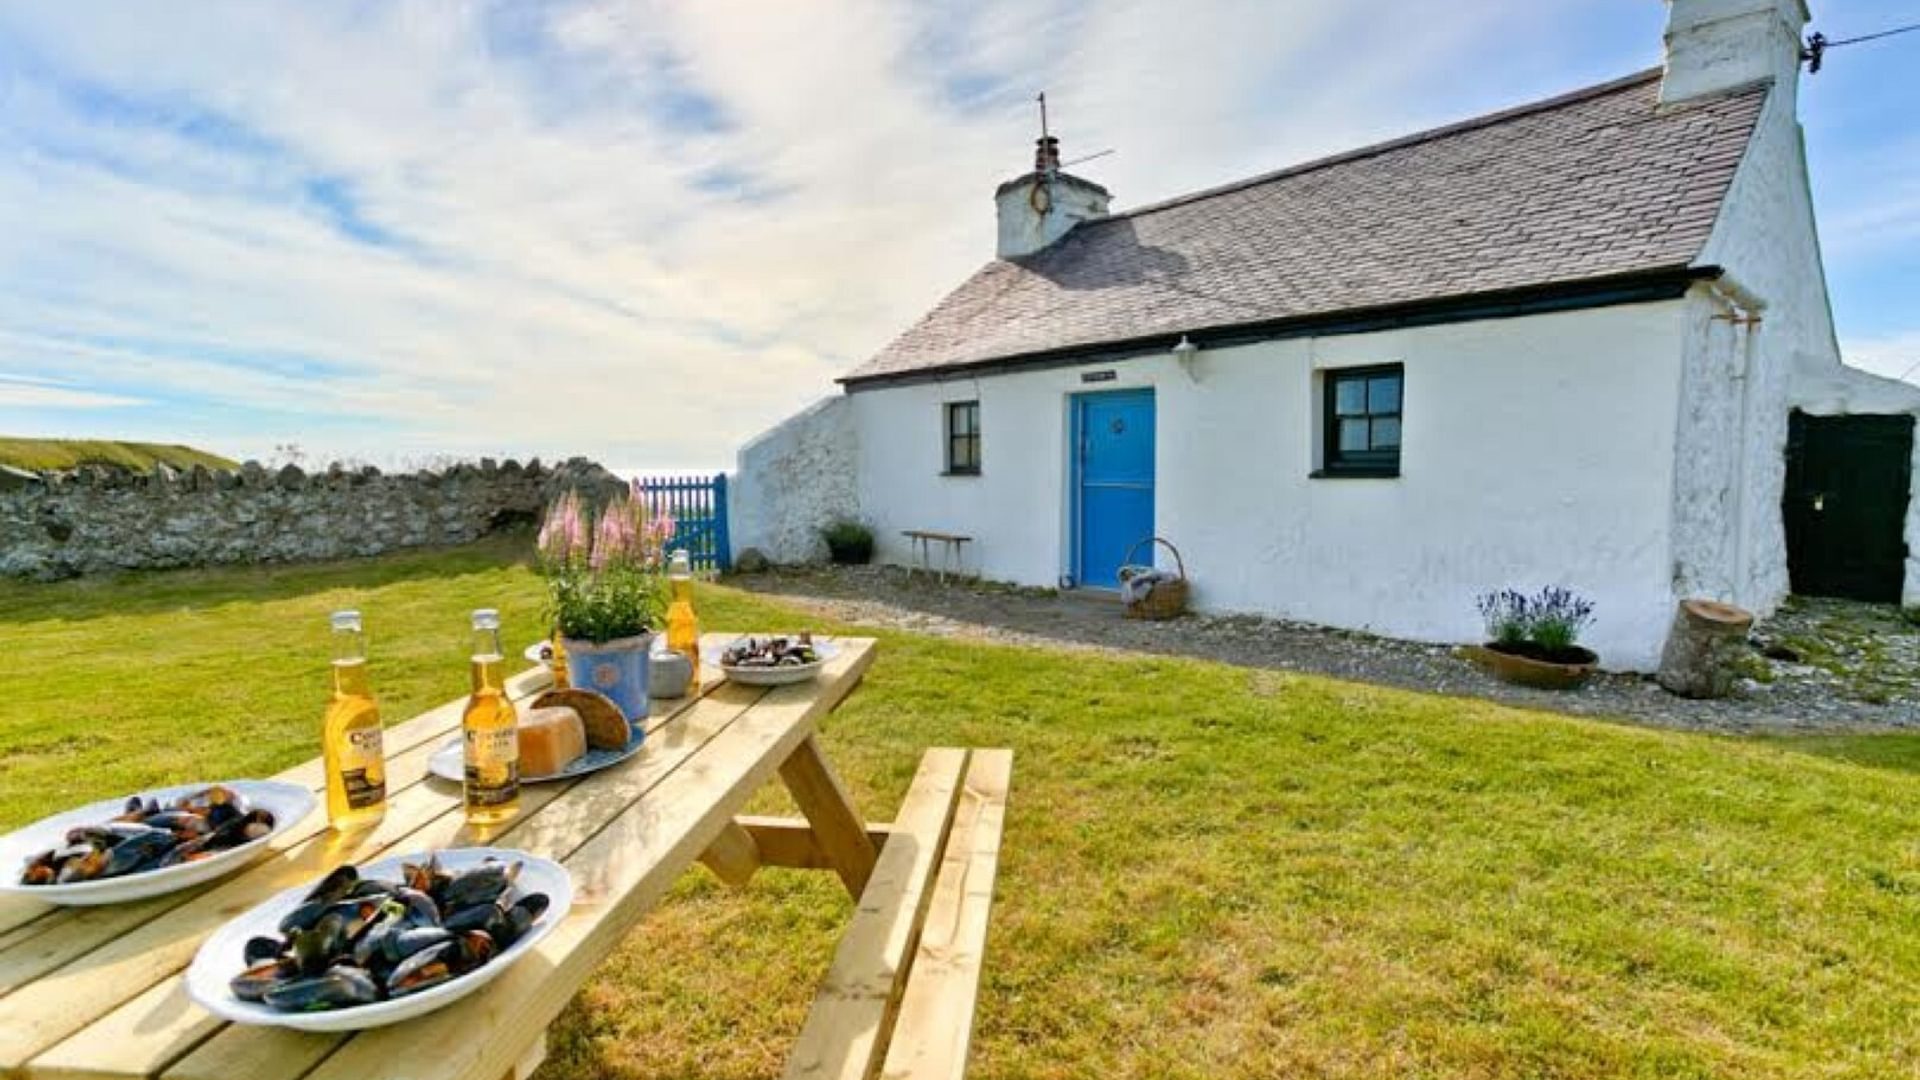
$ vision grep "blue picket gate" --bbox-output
[635,473,732,573]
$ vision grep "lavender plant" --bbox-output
[1476,588,1533,647]
[1528,586,1595,653]
[1475,586,1595,656]
[536,484,674,644]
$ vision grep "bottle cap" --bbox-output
[331,610,363,632]
[669,549,692,575]
[471,608,500,630]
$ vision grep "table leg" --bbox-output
[778,732,878,898]
[698,819,763,888]
[499,1030,547,1080]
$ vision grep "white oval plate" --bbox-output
[708,638,838,687]
[426,725,644,786]
[187,846,572,1032]
[0,781,317,907]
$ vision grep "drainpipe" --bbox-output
[1708,278,1766,606]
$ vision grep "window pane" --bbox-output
[963,404,978,435]
[1368,376,1401,415]
[1371,417,1401,449]
[1334,378,1367,416]
[1338,418,1369,452]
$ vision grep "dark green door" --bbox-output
[1783,410,1913,602]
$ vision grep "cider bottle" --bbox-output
[461,609,520,825]
[322,610,386,830]
[666,549,700,682]
[548,630,570,689]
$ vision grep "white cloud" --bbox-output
[0,373,145,408]
[7,0,1899,471]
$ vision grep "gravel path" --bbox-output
[730,567,1920,735]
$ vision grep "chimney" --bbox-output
[1660,0,1810,106]
[995,135,1110,259]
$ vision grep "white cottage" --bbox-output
[734,0,1920,671]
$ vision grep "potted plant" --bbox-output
[821,518,874,565]
[536,486,673,721]
[1466,586,1599,690]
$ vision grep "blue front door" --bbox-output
[1073,389,1156,590]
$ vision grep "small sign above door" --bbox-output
[1081,370,1117,384]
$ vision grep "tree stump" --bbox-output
[1657,599,1756,699]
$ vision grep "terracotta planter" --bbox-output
[1461,643,1599,690]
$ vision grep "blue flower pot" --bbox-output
[560,633,654,725]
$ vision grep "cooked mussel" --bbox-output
[385,942,456,997]
[230,957,299,1002]
[100,830,177,877]
[439,860,519,912]
[262,967,380,1011]
[243,935,285,965]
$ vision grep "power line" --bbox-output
[1804,21,1920,72]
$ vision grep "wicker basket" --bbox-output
[1117,537,1189,620]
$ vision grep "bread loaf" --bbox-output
[532,688,631,751]
[518,706,586,777]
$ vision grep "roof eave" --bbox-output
[839,264,1721,390]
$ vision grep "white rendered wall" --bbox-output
[731,396,858,564]
[850,301,1689,669]
[1681,56,1920,609]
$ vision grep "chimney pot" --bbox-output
[1035,135,1062,173]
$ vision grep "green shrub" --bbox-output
[821,519,874,565]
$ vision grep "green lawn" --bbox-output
[0,436,237,474]
[2,538,1917,1079]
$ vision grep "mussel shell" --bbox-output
[440,900,502,936]
[230,958,298,1002]
[391,887,441,927]
[65,822,169,848]
[142,811,211,836]
[385,942,455,997]
[101,830,179,878]
[291,912,349,975]
[263,967,380,1011]
[303,864,359,904]
[381,927,453,964]
[437,861,518,912]
[54,847,110,883]
[243,935,286,965]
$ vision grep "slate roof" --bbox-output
[843,70,1768,385]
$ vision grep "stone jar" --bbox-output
[649,648,695,699]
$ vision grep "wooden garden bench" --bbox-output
[703,747,1013,1080]
[900,529,973,583]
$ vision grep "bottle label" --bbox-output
[463,726,520,807]
[340,726,386,810]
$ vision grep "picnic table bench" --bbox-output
[901,530,973,583]
[0,633,1011,1080]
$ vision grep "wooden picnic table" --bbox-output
[0,632,882,1080]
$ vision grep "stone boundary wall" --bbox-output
[730,395,858,564]
[0,457,627,581]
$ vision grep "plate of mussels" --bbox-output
[186,847,571,1032]
[0,781,315,906]
[708,633,837,686]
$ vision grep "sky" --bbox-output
[1,0,1917,473]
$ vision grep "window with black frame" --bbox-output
[1322,365,1402,476]
[945,400,980,475]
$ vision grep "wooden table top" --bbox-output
[0,633,877,1080]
